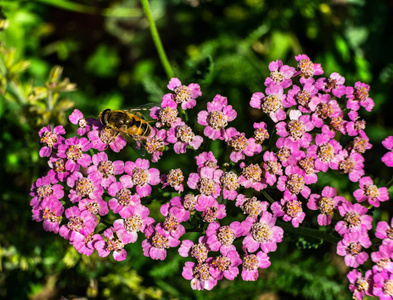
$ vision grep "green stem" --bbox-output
[1,0,142,17]
[140,0,174,79]
[385,176,393,189]
[261,189,275,204]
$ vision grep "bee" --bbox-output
[99,107,153,155]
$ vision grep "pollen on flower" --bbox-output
[183,194,198,211]
[107,237,125,252]
[318,196,335,216]
[297,57,315,78]
[363,184,380,198]
[66,145,83,161]
[152,232,170,249]
[159,106,179,126]
[344,211,361,228]
[298,157,314,175]
[116,188,133,206]
[191,243,209,264]
[67,216,83,232]
[242,164,262,183]
[174,85,192,104]
[286,174,305,195]
[99,127,118,145]
[347,242,362,255]
[339,157,356,174]
[253,127,269,144]
[330,116,344,132]
[98,161,114,178]
[202,207,218,223]
[243,254,259,272]
[288,120,305,140]
[167,168,184,187]
[212,256,231,271]
[207,110,228,130]
[242,197,264,219]
[164,214,179,232]
[383,279,393,296]
[75,178,94,196]
[316,102,335,120]
[220,171,239,191]
[41,131,58,147]
[350,137,369,154]
[145,135,165,154]
[199,177,216,196]
[124,215,143,232]
[37,184,54,198]
[261,95,282,114]
[251,223,272,243]
[277,147,291,163]
[355,277,369,292]
[194,263,210,281]
[264,161,282,175]
[355,85,369,102]
[86,201,100,215]
[132,167,149,186]
[176,125,195,143]
[284,199,303,218]
[355,120,366,131]
[317,143,335,162]
[296,90,311,107]
[228,133,248,152]
[217,226,235,246]
[55,159,66,174]
[42,208,59,223]
[270,70,285,83]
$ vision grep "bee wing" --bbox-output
[125,104,156,120]
[120,132,147,156]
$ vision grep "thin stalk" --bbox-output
[140,0,174,79]
[1,0,142,17]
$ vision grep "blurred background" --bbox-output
[1,0,393,299]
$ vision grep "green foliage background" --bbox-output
[1,0,393,299]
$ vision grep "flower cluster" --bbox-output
[31,55,393,297]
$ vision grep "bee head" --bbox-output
[100,109,112,126]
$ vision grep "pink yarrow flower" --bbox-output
[197,94,237,140]
[336,231,371,268]
[209,250,242,280]
[144,128,168,162]
[166,121,203,153]
[94,227,128,261]
[59,206,98,243]
[165,77,202,110]
[87,122,127,153]
[242,211,284,253]
[120,158,160,198]
[225,128,262,163]
[205,221,243,254]
[270,193,305,228]
[335,201,372,236]
[347,269,373,300]
[113,204,154,244]
[346,81,374,112]
[315,72,347,98]
[372,270,393,299]
[87,152,124,189]
[295,54,324,84]
[69,109,91,136]
[56,136,92,172]
[150,96,180,128]
[142,224,180,260]
[250,85,286,123]
[30,175,64,209]
[264,60,295,89]
[108,181,141,218]
[67,171,104,203]
[32,197,64,234]
[353,176,389,207]
[38,124,65,157]
[375,218,393,246]
[307,186,345,226]
[182,259,217,291]
[241,251,271,281]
